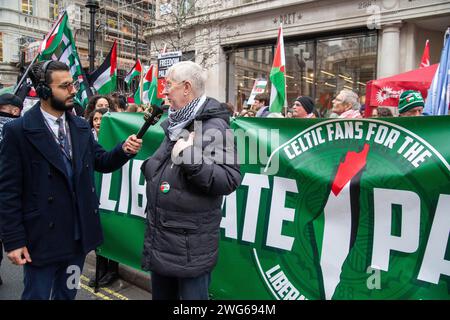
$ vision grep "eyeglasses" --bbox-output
[55,80,80,92]
[164,80,185,90]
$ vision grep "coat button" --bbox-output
[92,187,95,193]
[48,196,54,203]
[49,222,55,229]
[48,172,52,178]
[94,209,98,214]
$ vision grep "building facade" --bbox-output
[145,0,450,114]
[0,0,155,91]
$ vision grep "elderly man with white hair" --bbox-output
[331,89,362,119]
[140,61,242,300]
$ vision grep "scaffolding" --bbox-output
[96,0,155,92]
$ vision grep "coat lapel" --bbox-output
[23,104,69,180]
[66,112,90,179]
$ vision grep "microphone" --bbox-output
[136,104,164,139]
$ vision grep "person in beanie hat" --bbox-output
[0,93,23,147]
[0,93,23,116]
[0,93,24,286]
[292,96,316,118]
[398,90,424,117]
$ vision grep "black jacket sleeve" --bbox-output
[92,134,134,173]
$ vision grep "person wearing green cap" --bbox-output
[398,90,424,117]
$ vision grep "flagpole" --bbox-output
[13,54,39,95]
[13,11,67,95]
[139,65,146,107]
[149,87,155,105]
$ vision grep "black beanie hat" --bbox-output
[295,96,315,114]
[0,93,23,110]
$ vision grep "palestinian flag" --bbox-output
[89,41,117,95]
[134,65,163,106]
[39,12,92,108]
[269,24,286,113]
[124,59,142,88]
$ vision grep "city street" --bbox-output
[0,249,151,300]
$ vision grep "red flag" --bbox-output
[420,40,430,68]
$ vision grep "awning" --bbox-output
[365,64,438,108]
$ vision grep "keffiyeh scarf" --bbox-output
[167,95,206,141]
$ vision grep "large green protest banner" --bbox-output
[96,113,450,300]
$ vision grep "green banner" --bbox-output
[96,113,450,300]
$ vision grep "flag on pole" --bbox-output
[89,41,117,96]
[39,14,66,55]
[423,29,450,116]
[269,24,286,113]
[420,40,430,68]
[134,65,163,106]
[38,12,92,108]
[124,59,142,88]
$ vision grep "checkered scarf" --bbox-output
[167,96,203,141]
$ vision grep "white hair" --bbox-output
[340,89,360,110]
[166,61,207,96]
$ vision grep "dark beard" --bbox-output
[50,95,73,111]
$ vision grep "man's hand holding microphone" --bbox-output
[122,104,164,155]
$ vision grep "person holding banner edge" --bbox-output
[0,60,142,300]
[141,61,242,300]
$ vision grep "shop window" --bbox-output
[228,32,377,116]
[316,33,377,115]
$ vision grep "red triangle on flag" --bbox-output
[272,26,284,69]
[135,59,143,73]
[110,41,117,76]
[144,65,154,82]
[420,40,430,68]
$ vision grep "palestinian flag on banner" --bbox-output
[89,41,117,95]
[39,12,92,108]
[124,59,142,88]
[269,24,286,113]
[134,65,163,106]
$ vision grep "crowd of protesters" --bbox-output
[0,57,432,300]
[232,88,426,119]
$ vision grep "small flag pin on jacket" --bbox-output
[160,181,170,193]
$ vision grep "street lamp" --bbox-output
[86,0,99,73]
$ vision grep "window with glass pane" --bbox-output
[230,45,272,111]
[182,51,195,62]
[285,41,315,108]
[315,33,377,115]
[22,0,33,15]
[49,0,58,20]
[228,31,377,116]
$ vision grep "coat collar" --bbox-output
[23,103,91,180]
